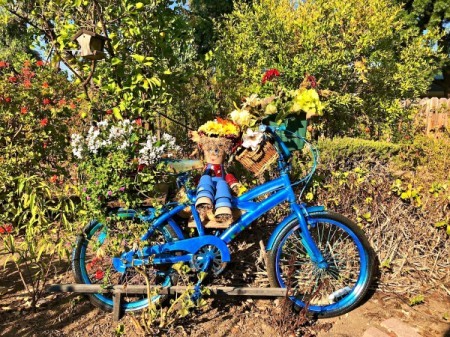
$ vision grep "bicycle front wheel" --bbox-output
[267,211,374,318]
[72,216,181,312]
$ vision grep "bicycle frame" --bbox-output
[112,126,328,273]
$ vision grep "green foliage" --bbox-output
[71,119,180,221]
[213,0,444,138]
[317,137,401,170]
[0,59,80,183]
[132,262,210,335]
[1,175,76,310]
[3,0,198,128]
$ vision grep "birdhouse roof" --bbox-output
[72,29,109,41]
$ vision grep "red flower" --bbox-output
[262,68,280,84]
[40,117,48,126]
[5,97,11,103]
[0,61,8,68]
[23,80,31,88]
[0,224,13,234]
[8,76,17,83]
[42,82,49,89]
[36,60,44,67]
[58,99,66,106]
[106,109,113,115]
[49,175,58,183]
[43,141,48,149]
[307,75,317,89]
[69,102,76,109]
[21,106,28,114]
[95,270,105,280]
[135,118,142,126]
[43,98,51,105]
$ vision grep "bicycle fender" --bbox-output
[266,205,326,251]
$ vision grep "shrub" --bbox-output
[302,136,450,296]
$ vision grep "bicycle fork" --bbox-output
[291,203,329,269]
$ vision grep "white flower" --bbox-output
[243,94,260,108]
[241,128,264,151]
[229,108,254,127]
[97,120,108,128]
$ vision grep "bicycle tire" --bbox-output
[72,216,181,312]
[267,211,374,318]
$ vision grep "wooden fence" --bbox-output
[417,97,450,134]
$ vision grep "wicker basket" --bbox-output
[236,141,279,176]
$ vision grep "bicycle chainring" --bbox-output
[191,245,227,276]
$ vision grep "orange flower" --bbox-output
[42,82,49,89]
[49,175,58,183]
[69,102,76,109]
[20,106,28,114]
[23,60,31,67]
[0,61,8,68]
[40,118,48,126]
[23,80,31,88]
[58,99,66,106]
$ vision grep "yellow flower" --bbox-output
[198,119,240,137]
[265,103,277,115]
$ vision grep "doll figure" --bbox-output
[195,135,238,222]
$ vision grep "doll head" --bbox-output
[199,136,233,164]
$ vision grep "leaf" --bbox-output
[111,57,122,66]
[131,54,146,63]
[434,220,447,228]
[112,107,123,120]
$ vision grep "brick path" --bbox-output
[363,318,423,337]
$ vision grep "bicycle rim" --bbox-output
[274,216,370,313]
[77,220,177,311]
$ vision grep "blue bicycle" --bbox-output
[72,125,374,318]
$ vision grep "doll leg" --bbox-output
[196,174,214,211]
[214,178,232,222]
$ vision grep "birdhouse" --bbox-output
[72,29,108,60]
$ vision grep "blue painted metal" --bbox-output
[273,216,370,314]
[141,204,187,241]
[266,205,326,251]
[190,205,206,236]
[142,235,231,262]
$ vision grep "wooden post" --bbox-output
[113,292,122,321]
[47,284,288,297]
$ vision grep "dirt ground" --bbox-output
[1,255,449,337]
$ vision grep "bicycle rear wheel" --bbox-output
[267,211,374,318]
[72,216,181,312]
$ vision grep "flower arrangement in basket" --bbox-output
[70,118,181,219]
[228,69,324,175]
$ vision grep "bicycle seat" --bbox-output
[162,159,204,174]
